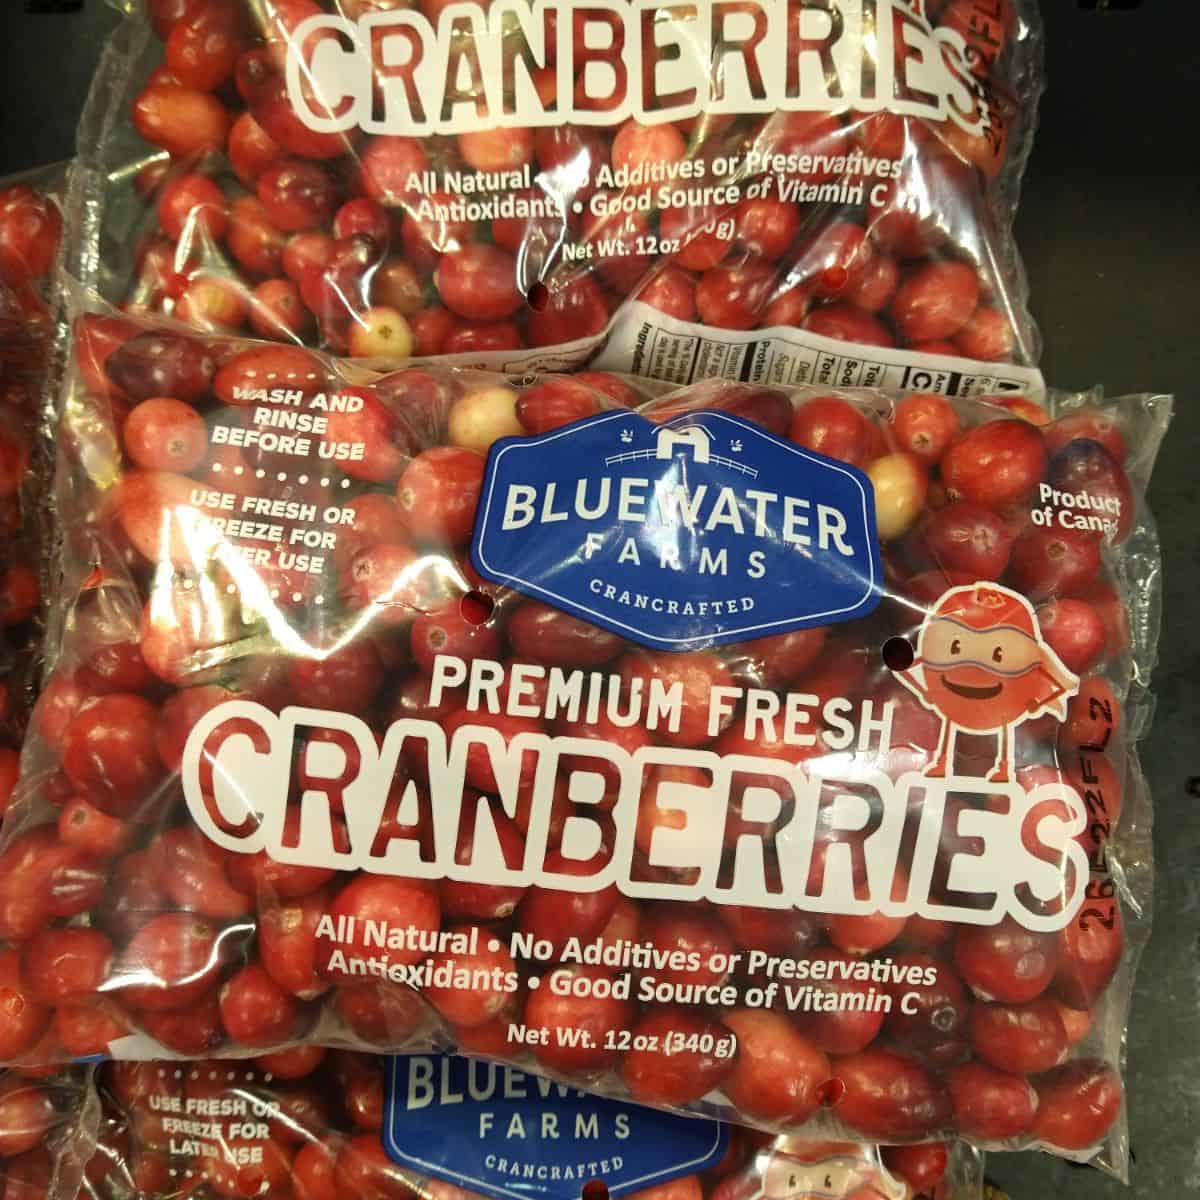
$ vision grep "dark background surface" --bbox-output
[0,3,1197,1196]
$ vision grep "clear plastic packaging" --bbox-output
[81,1050,984,1200]
[5,308,1165,1178]
[0,1065,97,1200]
[77,0,1043,394]
[0,165,68,815]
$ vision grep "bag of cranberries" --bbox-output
[5,309,1166,1176]
[0,1065,98,1200]
[0,168,71,819]
[82,1050,983,1200]
[78,0,1042,393]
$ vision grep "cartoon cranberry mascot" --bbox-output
[892,583,1078,782]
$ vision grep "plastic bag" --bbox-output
[0,167,68,817]
[82,1050,983,1200]
[0,1065,98,1200]
[5,308,1165,1177]
[77,0,1043,395]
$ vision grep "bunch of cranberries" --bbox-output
[0,181,64,827]
[83,1049,962,1200]
[0,311,1140,1162]
[120,0,1033,364]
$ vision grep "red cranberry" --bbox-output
[523,963,631,1073]
[118,913,228,1011]
[59,694,159,814]
[970,992,1069,1076]
[941,419,1046,508]
[947,1061,1038,1139]
[833,1048,951,1138]
[788,396,875,466]
[517,851,619,956]
[1008,525,1102,599]
[621,1008,735,1106]
[1030,1060,1122,1150]
[920,500,1015,579]
[883,953,972,1068]
[0,1078,56,1157]
[892,393,962,464]
[1054,903,1123,1010]
[880,1143,950,1194]
[20,926,112,1005]
[953,917,1058,1003]
[1037,597,1106,672]
[396,446,484,546]
[722,1009,830,1122]
[0,949,50,1059]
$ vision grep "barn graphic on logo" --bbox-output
[603,424,758,477]
[472,408,884,651]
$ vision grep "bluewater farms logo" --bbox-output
[471,409,883,650]
[384,1056,725,1200]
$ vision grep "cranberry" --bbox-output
[333,982,424,1045]
[0,949,50,1059]
[619,650,734,747]
[117,913,228,1011]
[947,1061,1038,1139]
[1030,1060,1122,1151]
[941,419,1046,507]
[60,693,163,817]
[722,1009,830,1122]
[867,452,929,541]
[834,1048,951,1138]
[286,641,383,713]
[637,267,697,321]
[892,393,962,463]
[970,993,1068,1075]
[528,272,609,346]
[641,905,734,988]
[517,851,620,955]
[293,1141,339,1200]
[803,304,895,347]
[0,1078,56,1158]
[788,396,875,466]
[106,330,214,402]
[335,1134,412,1200]
[318,876,440,978]
[54,998,128,1056]
[955,306,1015,361]
[882,953,972,1068]
[921,499,1015,579]
[1055,903,1123,1010]
[1045,408,1127,464]
[141,989,224,1055]
[220,962,301,1046]
[515,962,628,1074]
[695,258,776,330]
[1009,525,1102,599]
[622,1008,735,1105]
[435,244,522,322]
[132,83,231,158]
[1046,439,1135,544]
[1037,597,1106,672]
[157,172,228,243]
[123,396,208,472]
[508,600,624,667]
[953,917,1058,1004]
[397,446,484,545]
[0,186,61,282]
[880,1143,949,1194]
[20,926,112,1005]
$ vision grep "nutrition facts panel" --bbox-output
[596,303,1046,399]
